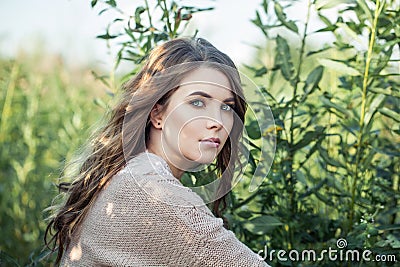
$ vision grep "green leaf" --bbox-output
[318,58,360,76]
[369,87,400,97]
[246,120,261,140]
[247,150,257,173]
[135,6,146,29]
[292,130,324,151]
[244,65,268,77]
[320,96,351,117]
[388,234,400,249]
[315,25,338,32]
[262,0,268,14]
[98,8,109,15]
[276,35,295,82]
[236,210,253,219]
[106,0,117,8]
[96,33,119,40]
[379,107,400,122]
[356,0,373,23]
[318,13,333,26]
[364,94,385,126]
[295,170,307,185]
[91,70,110,88]
[255,66,268,77]
[274,2,298,33]
[315,0,353,10]
[252,10,263,28]
[326,174,346,193]
[242,215,283,235]
[252,11,268,37]
[93,98,108,109]
[315,191,334,205]
[91,0,98,8]
[306,47,331,56]
[302,66,324,95]
[154,32,169,43]
[299,178,327,198]
[376,224,400,231]
[318,146,344,167]
[336,22,363,44]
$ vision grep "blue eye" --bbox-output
[221,104,234,111]
[190,99,205,107]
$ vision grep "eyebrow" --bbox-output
[187,91,235,102]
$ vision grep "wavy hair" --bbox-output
[45,37,247,264]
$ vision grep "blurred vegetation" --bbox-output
[0,0,399,266]
[0,52,106,265]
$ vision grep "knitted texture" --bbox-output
[61,151,270,267]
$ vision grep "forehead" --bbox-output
[177,67,233,99]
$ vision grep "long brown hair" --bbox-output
[45,37,247,264]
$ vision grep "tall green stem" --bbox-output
[287,0,312,248]
[289,0,312,151]
[161,0,173,38]
[0,62,19,143]
[348,0,383,230]
[144,0,154,42]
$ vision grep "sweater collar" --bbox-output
[143,150,174,177]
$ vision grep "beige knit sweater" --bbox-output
[61,151,270,267]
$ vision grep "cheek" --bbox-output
[179,119,204,140]
[222,115,234,137]
[163,106,199,138]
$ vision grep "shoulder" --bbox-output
[80,151,211,236]
[110,151,206,208]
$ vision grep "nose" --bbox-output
[206,106,224,131]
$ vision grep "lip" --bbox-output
[200,137,221,148]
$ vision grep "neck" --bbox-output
[147,127,203,179]
[146,144,184,179]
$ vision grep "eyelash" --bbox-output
[189,99,235,111]
[190,99,205,107]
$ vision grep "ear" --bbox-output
[149,103,164,129]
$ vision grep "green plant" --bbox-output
[231,0,399,265]
[2,0,399,266]
[0,53,105,266]
[90,0,213,89]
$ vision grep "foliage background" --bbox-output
[0,0,399,266]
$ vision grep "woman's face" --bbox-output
[158,67,235,171]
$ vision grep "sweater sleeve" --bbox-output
[179,205,270,267]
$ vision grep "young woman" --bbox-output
[45,37,270,266]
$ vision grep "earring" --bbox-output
[157,122,160,125]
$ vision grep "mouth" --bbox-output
[200,137,221,148]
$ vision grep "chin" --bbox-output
[188,151,218,165]
[195,157,215,165]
